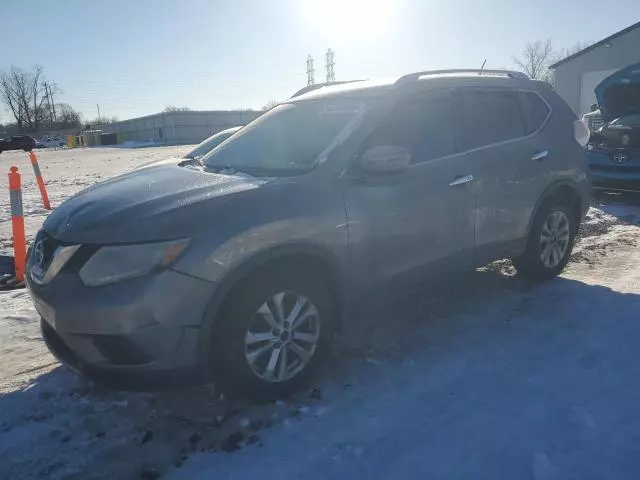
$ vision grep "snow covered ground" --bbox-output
[1,147,640,479]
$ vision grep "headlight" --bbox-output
[79,239,190,287]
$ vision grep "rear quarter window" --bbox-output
[518,91,551,134]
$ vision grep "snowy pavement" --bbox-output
[1,147,640,479]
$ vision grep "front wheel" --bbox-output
[514,201,577,281]
[212,267,336,402]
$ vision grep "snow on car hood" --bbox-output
[595,62,640,122]
[44,163,267,243]
[133,156,185,170]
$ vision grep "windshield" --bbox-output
[202,100,369,176]
[184,128,239,159]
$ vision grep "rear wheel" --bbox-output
[212,267,336,402]
[514,200,577,281]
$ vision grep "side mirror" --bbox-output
[358,145,411,174]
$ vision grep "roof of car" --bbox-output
[289,79,396,101]
[289,69,532,102]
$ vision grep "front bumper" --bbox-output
[26,263,217,390]
[588,150,640,191]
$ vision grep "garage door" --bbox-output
[580,69,617,116]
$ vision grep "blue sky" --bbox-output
[2,0,638,121]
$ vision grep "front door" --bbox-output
[342,89,475,293]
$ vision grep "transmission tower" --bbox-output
[325,48,335,84]
[306,55,315,86]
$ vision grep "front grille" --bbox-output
[32,230,98,275]
[33,230,59,272]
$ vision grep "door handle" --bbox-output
[448,174,474,187]
[531,150,549,161]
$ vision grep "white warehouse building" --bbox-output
[106,110,261,145]
[550,21,640,117]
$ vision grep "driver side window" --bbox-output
[365,91,456,164]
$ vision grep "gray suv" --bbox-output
[26,70,590,401]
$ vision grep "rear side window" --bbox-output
[519,92,551,134]
[365,91,456,164]
[457,89,526,150]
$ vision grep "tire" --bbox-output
[514,199,578,281]
[211,266,337,402]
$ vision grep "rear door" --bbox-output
[454,88,552,262]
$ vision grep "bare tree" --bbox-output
[513,40,555,81]
[0,68,27,129]
[261,100,279,111]
[164,105,191,112]
[85,116,119,129]
[56,103,82,128]
[0,65,54,131]
[553,41,593,64]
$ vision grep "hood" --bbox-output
[595,62,640,122]
[44,163,267,244]
[134,157,185,171]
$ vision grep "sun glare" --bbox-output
[301,0,393,41]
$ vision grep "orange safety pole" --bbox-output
[8,166,26,282]
[28,151,51,210]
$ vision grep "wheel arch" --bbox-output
[527,180,585,238]
[196,242,345,367]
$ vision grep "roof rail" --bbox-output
[395,69,529,86]
[290,80,366,98]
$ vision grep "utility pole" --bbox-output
[325,48,335,84]
[44,82,52,126]
[50,84,56,122]
[45,82,57,123]
[306,55,315,86]
[96,104,101,125]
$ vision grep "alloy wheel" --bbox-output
[539,210,571,268]
[244,291,320,383]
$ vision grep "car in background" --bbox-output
[37,136,67,149]
[26,70,589,401]
[0,135,36,153]
[587,62,640,192]
[183,126,242,162]
[133,126,243,171]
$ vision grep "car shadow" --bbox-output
[331,266,640,381]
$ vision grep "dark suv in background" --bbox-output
[27,69,590,401]
[0,135,36,153]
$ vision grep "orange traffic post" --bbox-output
[8,166,26,282]
[28,151,51,210]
